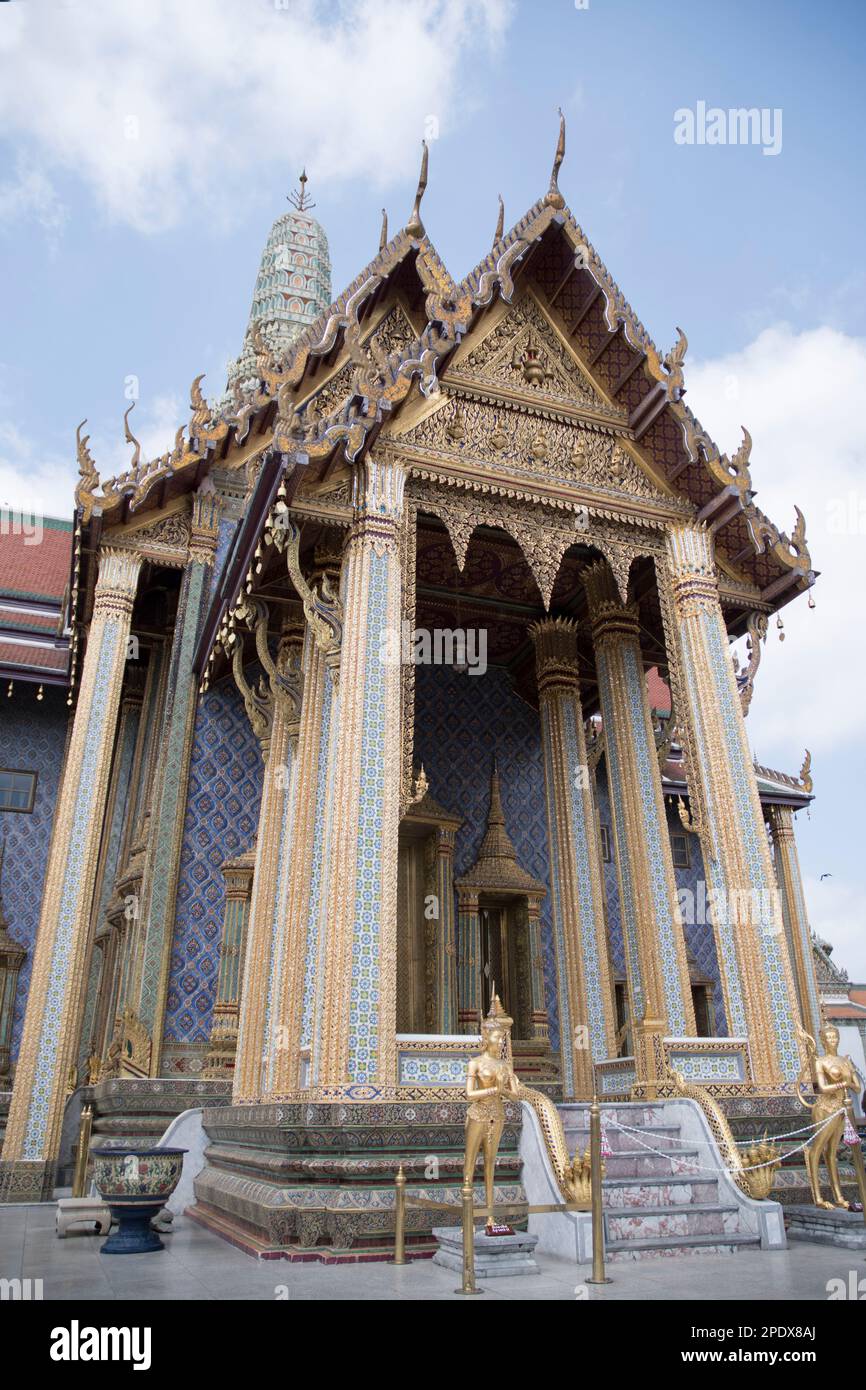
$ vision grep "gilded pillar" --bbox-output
[77,675,144,1077]
[132,490,222,1070]
[432,825,458,1033]
[661,526,804,1084]
[0,548,141,1200]
[232,614,304,1100]
[456,889,482,1032]
[584,562,695,1094]
[314,452,405,1086]
[524,897,549,1043]
[531,617,616,1098]
[767,805,822,1040]
[203,852,256,1077]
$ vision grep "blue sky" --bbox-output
[1,0,865,973]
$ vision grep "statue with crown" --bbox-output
[464,991,523,1234]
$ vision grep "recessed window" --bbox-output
[670,831,691,869]
[600,824,612,863]
[0,768,37,812]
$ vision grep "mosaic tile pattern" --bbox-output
[665,806,727,1033]
[0,687,69,1060]
[348,551,390,1083]
[667,1049,746,1082]
[414,663,559,1049]
[163,679,263,1042]
[701,610,800,1079]
[397,1052,472,1085]
[25,619,120,1156]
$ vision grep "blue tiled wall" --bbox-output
[413,663,560,1048]
[163,679,263,1042]
[0,686,68,1058]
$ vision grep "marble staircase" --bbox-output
[559,1102,763,1261]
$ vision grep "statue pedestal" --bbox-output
[432,1225,540,1277]
[785,1204,866,1250]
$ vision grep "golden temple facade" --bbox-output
[0,124,822,1218]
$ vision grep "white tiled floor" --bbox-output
[1,1203,863,1301]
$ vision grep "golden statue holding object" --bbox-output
[464,994,522,1232]
[798,1023,862,1210]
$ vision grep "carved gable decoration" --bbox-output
[446,295,626,423]
[303,302,417,420]
[397,393,670,505]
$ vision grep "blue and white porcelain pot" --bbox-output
[91,1147,187,1254]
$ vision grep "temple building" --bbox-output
[0,126,837,1254]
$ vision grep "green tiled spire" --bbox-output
[227,173,331,391]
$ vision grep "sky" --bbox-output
[1,0,865,975]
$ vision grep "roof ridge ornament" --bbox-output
[288,169,315,212]
[493,193,504,247]
[123,403,142,471]
[543,108,566,209]
[379,207,388,252]
[405,140,428,238]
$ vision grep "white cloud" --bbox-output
[0,163,67,252]
[686,324,866,762]
[0,0,513,235]
[0,393,185,521]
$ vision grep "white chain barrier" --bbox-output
[607,1112,848,1148]
[603,1108,847,1174]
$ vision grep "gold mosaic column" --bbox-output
[314,452,405,1086]
[0,548,141,1200]
[767,805,822,1040]
[584,562,695,1096]
[531,618,616,1099]
[457,889,482,1032]
[662,526,804,1085]
[269,619,340,1097]
[203,852,256,1077]
[232,621,304,1101]
[432,826,458,1033]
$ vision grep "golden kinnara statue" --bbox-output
[464,994,522,1231]
[798,1023,861,1210]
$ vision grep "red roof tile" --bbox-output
[0,641,69,672]
[646,666,671,713]
[0,518,72,603]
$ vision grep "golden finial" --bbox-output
[543,107,566,209]
[379,207,388,252]
[75,419,99,495]
[123,403,142,471]
[405,140,428,238]
[493,193,504,247]
[288,169,315,212]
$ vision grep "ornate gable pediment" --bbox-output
[394,391,673,507]
[388,290,683,510]
[445,292,626,424]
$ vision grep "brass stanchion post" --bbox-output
[586,1094,611,1285]
[393,1165,406,1265]
[71,1103,93,1199]
[457,1182,482,1295]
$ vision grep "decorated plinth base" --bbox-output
[432,1225,540,1277]
[188,1098,526,1262]
[785,1204,866,1250]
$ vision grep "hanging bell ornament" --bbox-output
[776,615,785,642]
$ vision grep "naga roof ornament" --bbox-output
[405,140,429,238]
